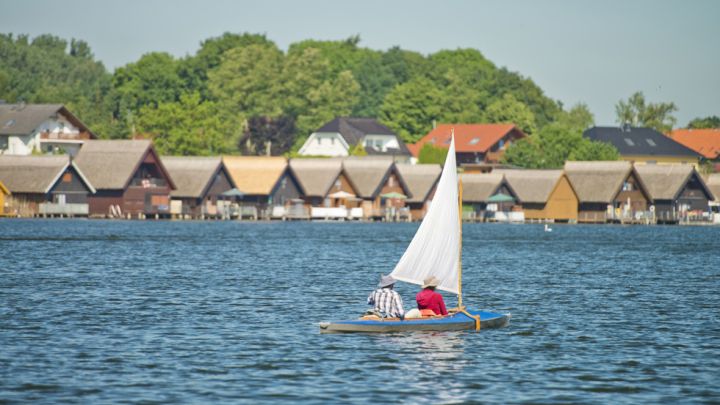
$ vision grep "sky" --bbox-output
[1,0,718,126]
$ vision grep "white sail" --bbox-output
[390,135,460,294]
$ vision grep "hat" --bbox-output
[422,276,440,289]
[378,274,396,288]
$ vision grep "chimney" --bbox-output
[622,123,632,132]
[432,120,437,129]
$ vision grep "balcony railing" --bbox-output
[39,131,93,141]
[129,178,168,188]
[39,203,89,216]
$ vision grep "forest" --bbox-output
[1,32,714,167]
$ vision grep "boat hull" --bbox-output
[319,310,510,334]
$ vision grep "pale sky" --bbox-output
[1,0,718,127]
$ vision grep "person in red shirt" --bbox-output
[415,276,448,316]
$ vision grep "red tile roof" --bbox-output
[670,129,720,159]
[408,124,523,157]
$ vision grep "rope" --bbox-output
[460,309,481,331]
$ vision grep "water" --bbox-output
[1,220,718,404]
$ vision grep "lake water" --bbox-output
[1,219,718,404]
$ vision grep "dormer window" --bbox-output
[624,138,635,146]
[470,137,480,145]
[646,138,656,147]
[3,119,15,128]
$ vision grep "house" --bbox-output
[0,180,9,216]
[395,163,441,221]
[289,158,362,219]
[708,174,720,201]
[634,164,714,224]
[162,156,236,219]
[74,140,175,219]
[408,124,527,165]
[564,161,651,223]
[496,169,579,222]
[583,125,701,166]
[669,128,720,171]
[342,157,412,220]
[460,173,521,222]
[0,103,97,156]
[223,156,303,218]
[298,117,411,160]
[0,155,95,217]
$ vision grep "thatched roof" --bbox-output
[706,173,720,201]
[0,155,94,194]
[634,164,699,201]
[162,156,228,198]
[494,169,564,204]
[342,157,396,198]
[395,163,441,203]
[564,161,633,203]
[288,158,343,197]
[75,140,171,190]
[0,180,9,195]
[223,156,287,195]
[460,173,504,202]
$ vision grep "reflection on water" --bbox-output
[1,220,719,404]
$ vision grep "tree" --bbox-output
[484,93,537,135]
[379,77,445,143]
[687,116,720,129]
[239,115,296,155]
[558,103,594,131]
[136,92,236,155]
[349,143,368,156]
[111,52,183,113]
[615,91,677,133]
[502,122,619,168]
[418,143,449,164]
[208,44,284,118]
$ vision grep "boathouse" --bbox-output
[496,169,579,222]
[74,140,175,219]
[0,180,8,216]
[162,156,235,219]
[564,161,651,223]
[0,155,95,217]
[395,163,441,220]
[223,156,302,219]
[634,164,713,224]
[342,157,412,220]
[460,173,521,222]
[288,158,363,218]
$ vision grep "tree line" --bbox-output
[1,32,716,168]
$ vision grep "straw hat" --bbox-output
[422,276,440,289]
[378,274,396,288]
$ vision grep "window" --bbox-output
[317,137,321,145]
[0,136,7,150]
[622,181,633,191]
[331,137,335,145]
[375,139,383,150]
[62,172,72,183]
[498,139,505,149]
[3,119,15,128]
[624,138,635,146]
[646,138,657,147]
[469,137,480,145]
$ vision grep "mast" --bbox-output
[457,175,463,309]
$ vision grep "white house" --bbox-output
[298,117,411,161]
[0,103,97,156]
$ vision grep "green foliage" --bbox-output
[502,122,619,168]
[240,115,296,155]
[418,143,449,164]
[136,92,236,155]
[687,116,720,129]
[484,93,537,135]
[616,91,677,133]
[558,103,594,130]
[379,77,445,143]
[349,143,368,156]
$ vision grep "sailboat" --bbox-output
[319,135,510,333]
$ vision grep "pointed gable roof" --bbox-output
[288,158,344,197]
[409,124,523,157]
[0,155,95,194]
[0,104,96,137]
[495,169,566,204]
[223,156,288,196]
[564,161,642,203]
[395,163,441,204]
[162,156,232,198]
[634,164,712,201]
[669,128,720,159]
[460,173,512,202]
[75,140,174,190]
[342,157,408,199]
